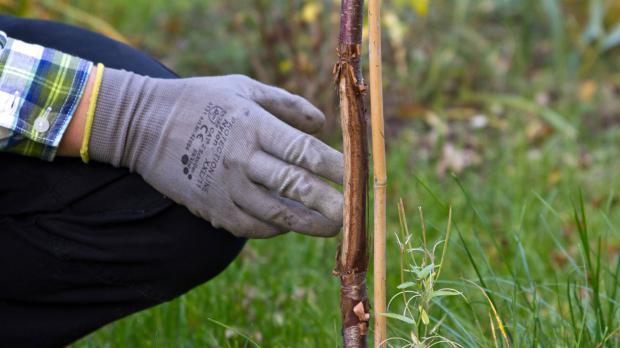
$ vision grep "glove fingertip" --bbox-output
[297,101,326,134]
[323,223,342,237]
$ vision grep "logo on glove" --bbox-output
[182,154,191,180]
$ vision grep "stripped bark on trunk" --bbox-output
[333,0,370,347]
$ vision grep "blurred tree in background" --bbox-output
[4,0,619,136]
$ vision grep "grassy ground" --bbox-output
[71,120,620,347]
[5,0,620,346]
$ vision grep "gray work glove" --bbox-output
[89,68,343,239]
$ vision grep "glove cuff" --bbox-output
[89,67,136,167]
[90,67,177,172]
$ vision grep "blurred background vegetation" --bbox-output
[3,0,620,346]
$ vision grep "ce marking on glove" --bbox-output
[181,103,236,192]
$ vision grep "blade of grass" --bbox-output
[206,318,261,348]
[465,280,511,348]
[464,93,576,138]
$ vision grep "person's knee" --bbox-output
[145,214,246,302]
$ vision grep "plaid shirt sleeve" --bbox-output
[0,31,93,161]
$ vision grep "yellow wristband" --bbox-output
[80,63,105,164]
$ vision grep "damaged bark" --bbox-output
[333,0,370,347]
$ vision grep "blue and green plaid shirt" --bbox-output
[0,31,93,160]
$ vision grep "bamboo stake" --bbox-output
[333,0,370,347]
[368,0,387,346]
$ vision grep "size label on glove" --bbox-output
[181,103,236,193]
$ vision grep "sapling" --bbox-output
[333,0,370,347]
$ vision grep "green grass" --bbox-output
[4,0,620,346]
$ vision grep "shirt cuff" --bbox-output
[0,31,93,161]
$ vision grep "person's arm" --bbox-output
[57,65,97,157]
[0,32,344,239]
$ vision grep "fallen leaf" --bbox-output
[579,80,597,102]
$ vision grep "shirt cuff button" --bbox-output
[34,116,50,133]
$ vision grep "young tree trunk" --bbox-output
[333,1,369,347]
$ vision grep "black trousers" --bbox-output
[0,16,246,348]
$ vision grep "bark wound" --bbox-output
[333,0,369,347]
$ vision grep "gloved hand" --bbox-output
[88,68,343,239]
